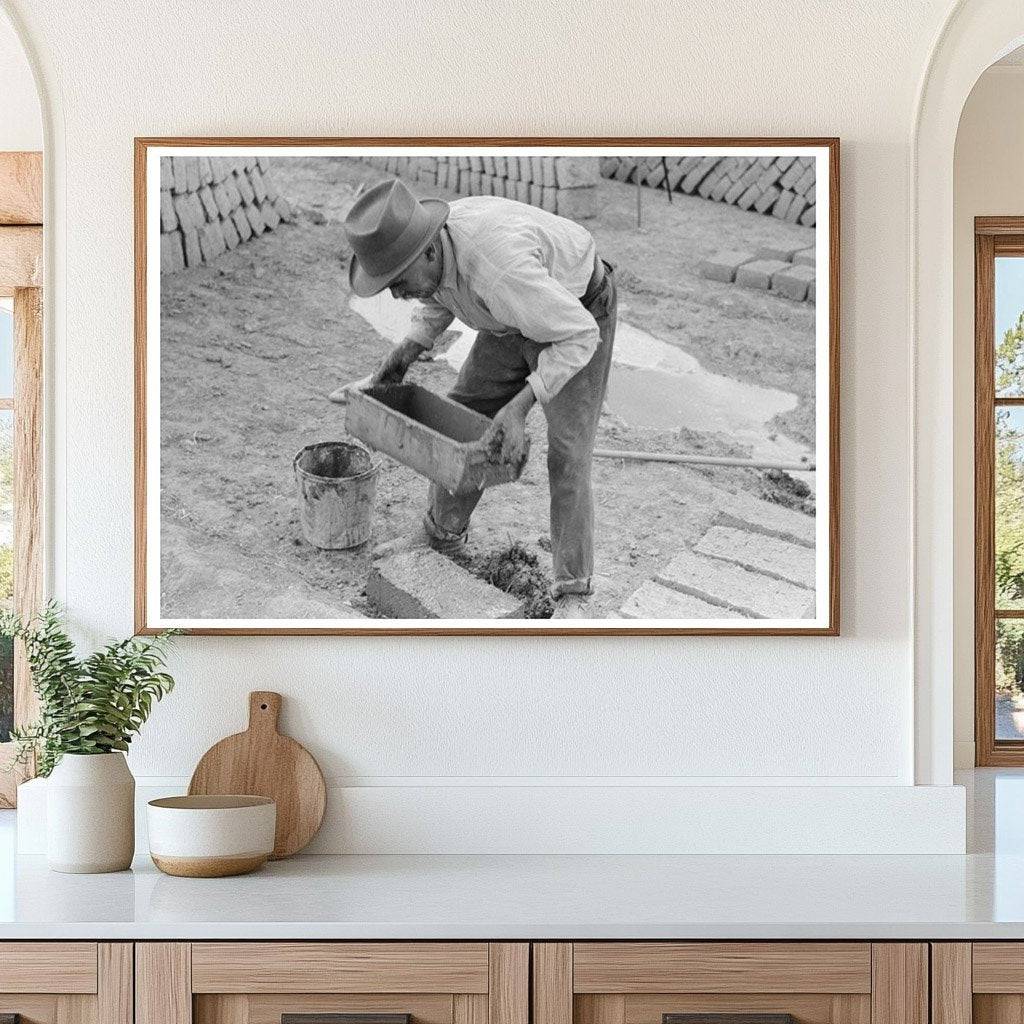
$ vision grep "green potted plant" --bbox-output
[2,603,177,873]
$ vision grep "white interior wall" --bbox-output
[0,0,981,852]
[952,64,1024,767]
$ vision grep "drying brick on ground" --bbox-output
[601,155,817,227]
[698,245,817,304]
[159,156,294,273]
[359,155,600,219]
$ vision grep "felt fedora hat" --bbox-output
[345,178,449,297]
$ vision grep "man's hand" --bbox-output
[482,386,536,470]
[369,339,428,388]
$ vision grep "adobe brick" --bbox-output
[160,231,184,273]
[780,162,803,190]
[736,185,760,211]
[770,263,815,301]
[182,228,202,267]
[172,193,195,231]
[700,251,757,283]
[197,186,219,223]
[756,244,799,262]
[171,157,189,194]
[185,157,201,192]
[612,159,635,182]
[199,221,226,263]
[245,203,265,235]
[555,186,597,220]
[557,156,598,191]
[222,214,240,250]
[786,196,808,223]
[698,167,725,199]
[231,206,253,241]
[772,190,795,219]
[367,548,524,619]
[223,178,242,209]
[724,178,747,205]
[261,200,281,230]
[681,157,720,194]
[234,170,255,205]
[794,167,816,195]
[753,186,781,214]
[735,258,790,291]
[160,191,178,232]
[710,174,732,201]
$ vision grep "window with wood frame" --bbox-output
[0,151,43,806]
[975,218,1024,765]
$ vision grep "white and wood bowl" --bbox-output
[147,795,276,877]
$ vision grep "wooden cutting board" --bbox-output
[188,691,326,859]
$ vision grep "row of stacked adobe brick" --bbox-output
[159,156,294,272]
[599,155,817,227]
[359,155,600,220]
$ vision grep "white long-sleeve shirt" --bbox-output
[403,196,600,404]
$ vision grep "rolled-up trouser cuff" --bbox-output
[422,511,468,552]
[552,577,592,599]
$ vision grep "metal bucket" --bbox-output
[293,439,380,550]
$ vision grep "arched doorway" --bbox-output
[914,0,1024,785]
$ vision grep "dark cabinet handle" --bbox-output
[283,1016,411,1024]
[664,1016,796,1024]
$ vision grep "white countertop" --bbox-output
[1,769,1021,941]
[1,849,1023,940]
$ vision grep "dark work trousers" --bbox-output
[424,260,617,598]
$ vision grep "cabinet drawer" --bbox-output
[139,942,528,1024]
[0,942,130,1024]
[0,942,98,993]
[191,942,490,993]
[572,943,872,994]
[534,944,925,1024]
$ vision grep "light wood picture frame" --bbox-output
[135,137,839,636]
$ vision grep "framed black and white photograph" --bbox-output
[135,138,839,635]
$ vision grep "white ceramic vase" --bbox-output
[46,752,135,873]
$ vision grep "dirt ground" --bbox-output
[158,157,816,620]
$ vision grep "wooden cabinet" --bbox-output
[0,942,132,1024]
[136,943,528,1024]
[0,938,946,1024]
[532,943,929,1024]
[931,943,1024,1024]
